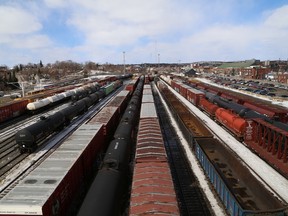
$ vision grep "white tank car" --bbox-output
[27,98,51,110]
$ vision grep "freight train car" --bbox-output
[102,82,115,96]
[172,80,205,105]
[157,81,213,145]
[77,76,144,216]
[156,81,287,216]
[70,82,100,102]
[243,100,288,122]
[0,99,29,123]
[16,91,101,153]
[125,77,140,92]
[97,75,117,86]
[1,85,73,123]
[215,108,248,140]
[0,123,105,216]
[15,81,121,153]
[159,76,288,177]
[105,90,130,115]
[129,84,179,215]
[199,91,288,176]
[193,80,288,123]
[245,119,288,177]
[84,89,132,141]
[0,81,133,216]
[198,97,219,118]
[16,112,66,153]
[87,106,119,140]
[204,92,276,120]
[0,77,117,124]
[195,138,287,216]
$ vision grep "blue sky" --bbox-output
[0,0,288,67]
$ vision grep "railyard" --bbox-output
[0,74,287,216]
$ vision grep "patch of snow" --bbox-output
[154,83,227,216]
[165,82,288,202]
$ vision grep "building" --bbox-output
[277,72,288,84]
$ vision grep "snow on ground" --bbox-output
[154,83,226,216]
[273,100,288,109]
[162,81,288,203]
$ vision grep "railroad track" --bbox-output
[164,81,288,202]
[0,132,31,179]
[0,89,121,194]
[0,102,70,137]
[0,103,72,181]
[152,84,213,216]
[158,80,288,215]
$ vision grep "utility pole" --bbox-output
[20,82,25,97]
[7,81,26,97]
[123,51,126,75]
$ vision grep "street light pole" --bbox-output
[20,82,25,97]
[123,51,126,75]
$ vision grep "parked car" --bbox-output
[266,92,276,97]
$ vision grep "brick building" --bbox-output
[277,72,288,84]
[240,66,270,79]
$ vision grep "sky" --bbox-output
[0,0,288,67]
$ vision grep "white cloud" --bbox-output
[1,0,288,66]
[264,5,288,29]
[67,0,201,47]
[44,0,68,8]
[0,6,42,34]
[11,34,53,49]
